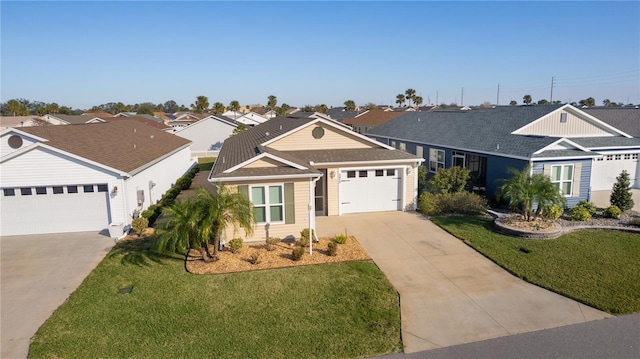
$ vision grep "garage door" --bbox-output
[591,154,638,191]
[339,168,402,214]
[0,184,110,236]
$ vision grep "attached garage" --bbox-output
[590,153,639,191]
[1,184,111,236]
[339,168,403,214]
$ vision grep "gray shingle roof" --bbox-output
[532,149,598,158]
[367,105,565,158]
[289,148,420,164]
[571,137,640,149]
[583,108,640,137]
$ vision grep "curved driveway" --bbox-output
[316,212,612,354]
[1,232,114,359]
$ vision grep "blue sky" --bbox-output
[2,1,638,110]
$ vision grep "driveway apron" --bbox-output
[1,232,114,359]
[316,212,611,354]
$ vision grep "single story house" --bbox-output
[0,121,194,236]
[366,104,640,207]
[173,115,240,158]
[208,117,423,243]
[342,109,405,134]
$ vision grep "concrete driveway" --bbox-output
[1,232,114,359]
[316,212,612,354]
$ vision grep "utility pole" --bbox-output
[550,76,555,103]
[461,87,464,106]
[436,91,439,106]
[496,83,500,105]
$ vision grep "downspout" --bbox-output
[309,176,321,255]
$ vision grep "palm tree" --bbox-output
[343,99,356,111]
[532,173,566,217]
[396,94,405,107]
[267,95,277,110]
[156,187,255,262]
[405,88,416,106]
[228,100,241,112]
[522,95,532,105]
[413,96,423,109]
[191,95,209,114]
[212,102,226,115]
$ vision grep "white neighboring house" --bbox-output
[234,112,269,126]
[173,115,239,159]
[0,121,194,236]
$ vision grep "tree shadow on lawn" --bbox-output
[108,235,182,267]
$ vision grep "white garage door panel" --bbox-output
[339,169,402,214]
[591,157,638,191]
[1,190,110,236]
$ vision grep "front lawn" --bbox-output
[197,156,216,171]
[29,238,401,358]
[432,215,640,314]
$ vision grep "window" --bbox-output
[97,184,108,192]
[387,169,395,176]
[551,165,573,196]
[36,187,47,195]
[53,186,64,194]
[399,142,406,152]
[359,170,368,178]
[83,185,94,193]
[560,113,567,123]
[624,154,631,160]
[390,140,396,148]
[429,149,445,173]
[614,154,621,160]
[251,185,283,223]
[21,187,32,195]
[67,186,78,194]
[375,170,384,177]
[634,154,639,160]
[596,157,604,161]
[347,171,356,178]
[606,155,613,161]
[3,188,15,196]
[416,145,424,158]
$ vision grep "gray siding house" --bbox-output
[366,104,640,207]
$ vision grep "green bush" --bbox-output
[291,247,304,261]
[131,217,149,236]
[175,176,192,191]
[543,204,564,220]
[228,238,244,254]
[576,200,597,215]
[141,204,162,226]
[427,166,470,194]
[265,237,280,251]
[188,166,199,178]
[570,205,592,221]
[419,192,487,216]
[327,241,338,256]
[610,170,634,211]
[334,234,347,244]
[629,218,640,227]
[299,228,316,247]
[160,187,181,206]
[248,253,260,265]
[603,205,622,219]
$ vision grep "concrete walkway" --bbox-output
[1,232,114,359]
[316,212,612,354]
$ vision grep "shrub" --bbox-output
[419,192,487,216]
[160,187,181,206]
[141,204,162,226]
[629,218,640,227]
[576,200,597,215]
[570,206,592,221]
[327,241,338,256]
[543,204,564,220]
[610,170,635,211]
[248,253,260,265]
[427,166,470,194]
[175,176,192,191]
[265,237,280,251]
[299,228,316,246]
[291,247,304,261]
[188,166,199,178]
[131,217,149,236]
[228,238,243,254]
[603,205,622,219]
[334,234,347,244]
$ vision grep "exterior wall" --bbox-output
[173,118,235,153]
[514,110,611,137]
[325,166,341,216]
[243,157,285,168]
[269,124,374,151]
[222,179,312,244]
[485,156,529,200]
[123,146,194,223]
[1,132,40,157]
[532,159,592,207]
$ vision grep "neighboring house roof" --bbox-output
[46,114,102,124]
[103,116,171,130]
[326,107,359,121]
[584,108,640,137]
[367,105,624,160]
[14,122,190,173]
[0,116,43,128]
[82,111,114,118]
[173,115,240,134]
[343,109,404,126]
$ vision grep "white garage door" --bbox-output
[590,154,639,191]
[339,168,403,214]
[1,184,110,236]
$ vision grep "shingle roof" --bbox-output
[51,114,100,124]
[18,121,191,173]
[583,108,640,137]
[570,137,640,149]
[343,109,404,126]
[532,149,598,158]
[367,106,566,158]
[289,148,420,164]
[103,116,170,130]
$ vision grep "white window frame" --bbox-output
[250,184,285,224]
[550,164,574,197]
[429,149,445,173]
[399,142,406,152]
[416,145,423,158]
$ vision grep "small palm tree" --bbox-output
[156,197,208,259]
[396,94,405,107]
[405,88,416,106]
[414,96,423,109]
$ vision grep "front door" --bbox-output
[315,170,326,215]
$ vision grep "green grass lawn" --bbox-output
[29,238,401,359]
[432,215,640,315]
[197,157,216,171]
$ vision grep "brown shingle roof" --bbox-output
[19,122,190,173]
[103,116,170,130]
[342,109,404,126]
